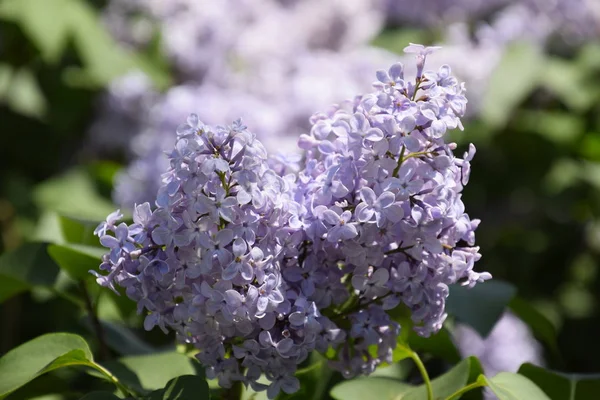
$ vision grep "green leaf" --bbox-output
[402,357,475,400]
[88,162,123,192]
[371,29,431,55]
[0,0,70,63]
[408,327,461,364]
[64,0,135,86]
[519,363,600,400]
[0,242,60,304]
[79,392,122,400]
[3,373,70,400]
[579,133,600,162]
[35,213,104,248]
[0,66,47,118]
[147,375,210,400]
[446,280,517,337]
[33,169,117,220]
[282,353,333,400]
[515,111,583,145]
[482,42,543,128]
[58,216,103,246]
[483,372,550,400]
[36,349,95,376]
[540,58,598,112]
[508,297,560,356]
[103,352,197,394]
[81,318,157,356]
[330,377,414,400]
[389,304,461,363]
[0,333,117,399]
[0,0,169,88]
[371,361,411,380]
[47,243,104,281]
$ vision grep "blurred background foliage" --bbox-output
[1,0,600,398]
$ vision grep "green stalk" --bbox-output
[409,351,433,400]
[445,380,486,400]
[92,362,138,398]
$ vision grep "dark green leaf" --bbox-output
[0,242,60,304]
[3,373,70,400]
[463,357,485,400]
[0,0,70,63]
[446,280,517,337]
[81,318,157,356]
[508,297,560,356]
[515,111,583,144]
[389,304,461,363]
[88,162,123,192]
[0,333,113,398]
[103,352,197,394]
[79,392,122,400]
[33,169,117,220]
[484,372,550,400]
[47,243,104,281]
[408,327,461,364]
[330,377,413,400]
[519,363,600,400]
[281,353,333,400]
[58,216,103,247]
[147,375,210,400]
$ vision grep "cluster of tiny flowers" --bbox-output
[293,43,489,338]
[93,45,490,398]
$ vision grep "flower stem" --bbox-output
[445,380,486,400]
[93,362,137,398]
[332,292,392,321]
[410,351,433,400]
[80,281,110,362]
[392,145,406,177]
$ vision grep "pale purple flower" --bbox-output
[321,209,358,242]
[355,187,403,226]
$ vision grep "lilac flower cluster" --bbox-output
[93,45,489,398]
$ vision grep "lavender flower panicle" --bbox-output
[93,44,489,398]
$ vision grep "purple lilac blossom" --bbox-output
[93,45,489,398]
[454,312,545,399]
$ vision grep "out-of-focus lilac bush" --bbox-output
[90,0,600,210]
[92,0,397,208]
[454,312,545,399]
